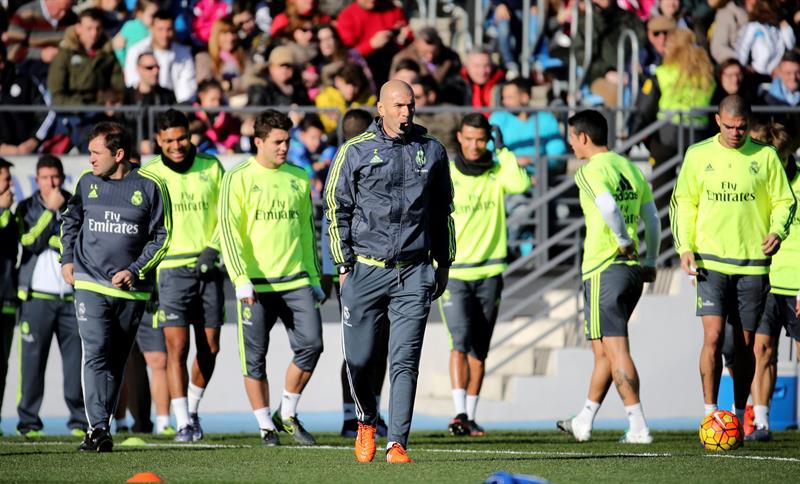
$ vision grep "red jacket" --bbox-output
[460,66,505,109]
[336,2,410,58]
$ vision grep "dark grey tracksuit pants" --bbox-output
[17,296,87,432]
[340,261,434,448]
[0,302,16,426]
[74,290,145,431]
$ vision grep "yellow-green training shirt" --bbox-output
[670,135,796,276]
[449,148,530,281]
[770,162,800,296]
[576,151,653,280]
[219,157,320,292]
[140,152,223,269]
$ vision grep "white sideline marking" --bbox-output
[9,441,800,462]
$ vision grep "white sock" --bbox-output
[386,440,398,450]
[452,388,467,416]
[574,399,601,427]
[172,398,190,429]
[281,390,301,420]
[624,403,648,434]
[466,394,479,421]
[188,383,205,414]
[254,407,275,430]
[156,415,171,433]
[734,407,746,425]
[703,403,718,416]
[753,405,769,429]
[343,403,356,421]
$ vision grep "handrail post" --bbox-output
[615,28,640,145]
[568,0,593,108]
[474,0,483,53]
[520,0,547,79]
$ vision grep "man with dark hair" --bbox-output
[340,108,373,141]
[325,80,455,463]
[61,121,171,452]
[443,113,530,437]
[123,52,177,156]
[220,109,324,447]
[124,9,196,103]
[140,109,224,443]
[0,158,18,436]
[557,109,660,444]
[410,75,460,154]
[47,8,123,106]
[390,26,461,86]
[288,114,336,199]
[391,58,421,85]
[670,94,796,427]
[16,154,87,438]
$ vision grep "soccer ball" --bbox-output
[699,410,743,451]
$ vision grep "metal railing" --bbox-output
[615,28,641,139]
[568,0,593,108]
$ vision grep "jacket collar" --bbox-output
[367,117,428,143]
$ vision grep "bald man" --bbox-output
[324,80,456,463]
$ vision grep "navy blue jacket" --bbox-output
[324,118,456,268]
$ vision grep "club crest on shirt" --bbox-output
[416,149,426,167]
[749,161,759,175]
[131,190,143,206]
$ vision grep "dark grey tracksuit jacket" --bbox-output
[0,207,18,427]
[15,191,87,432]
[60,167,170,429]
[324,119,456,448]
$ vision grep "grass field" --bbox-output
[2,430,799,483]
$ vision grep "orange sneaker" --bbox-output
[386,443,412,463]
[744,404,755,437]
[354,422,376,463]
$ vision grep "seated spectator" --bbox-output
[446,47,504,108]
[191,0,231,47]
[78,0,126,37]
[47,8,124,106]
[737,0,796,78]
[282,18,319,66]
[124,9,196,103]
[759,52,800,150]
[246,45,311,106]
[123,51,177,155]
[390,26,461,87]
[288,114,336,198]
[489,77,567,174]
[4,0,78,81]
[391,58,421,86]
[709,0,748,65]
[335,0,412,86]
[640,16,675,77]
[271,0,331,38]
[316,23,374,93]
[711,58,757,106]
[112,0,158,65]
[487,0,530,79]
[650,0,689,29]
[231,0,260,52]
[191,79,241,155]
[315,63,376,137]
[411,74,460,154]
[196,16,252,97]
[571,0,645,107]
[0,41,49,155]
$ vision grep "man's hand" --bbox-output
[339,271,348,288]
[241,297,255,305]
[369,30,394,50]
[43,189,65,211]
[111,270,134,289]
[761,233,781,256]
[618,243,637,260]
[641,266,657,283]
[494,3,511,21]
[680,251,698,276]
[432,266,449,301]
[196,247,219,280]
[40,46,59,63]
[320,275,333,301]
[795,297,800,319]
[0,188,13,209]
[62,263,74,285]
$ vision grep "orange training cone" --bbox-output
[126,471,164,483]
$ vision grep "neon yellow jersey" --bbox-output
[141,152,223,269]
[576,151,653,280]
[670,135,796,276]
[770,163,800,296]
[449,149,530,281]
[219,157,320,292]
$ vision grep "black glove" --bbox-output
[491,125,505,151]
[196,247,220,280]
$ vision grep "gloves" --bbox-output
[312,285,326,303]
[491,125,505,150]
[196,247,219,280]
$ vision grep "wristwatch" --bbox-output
[337,265,351,275]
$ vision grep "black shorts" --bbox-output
[583,264,643,340]
[695,270,769,332]
[156,266,224,328]
[759,293,800,340]
[136,312,166,353]
[438,275,503,360]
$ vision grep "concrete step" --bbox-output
[417,371,506,400]
[492,318,570,350]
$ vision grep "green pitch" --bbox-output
[1,431,799,482]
